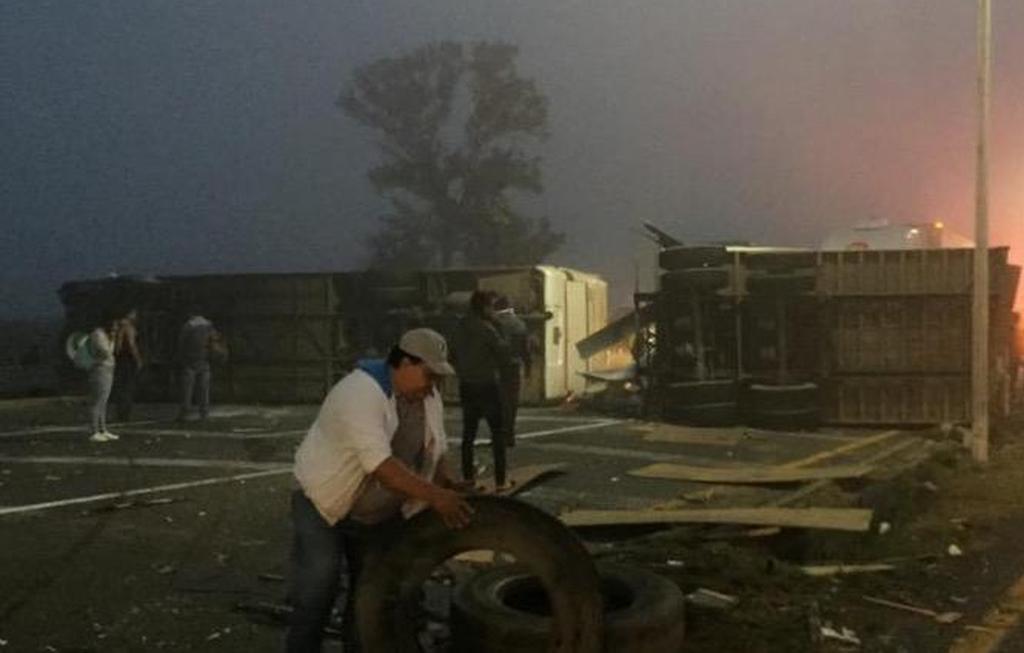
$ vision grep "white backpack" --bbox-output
[65,332,96,371]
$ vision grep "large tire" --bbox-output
[658,380,739,426]
[452,562,685,653]
[742,382,821,430]
[745,273,816,295]
[659,246,731,271]
[356,496,604,653]
[742,251,817,272]
[660,269,731,293]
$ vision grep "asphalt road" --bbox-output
[0,399,926,651]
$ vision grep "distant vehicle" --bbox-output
[820,219,973,251]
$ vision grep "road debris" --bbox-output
[629,462,873,484]
[948,544,964,557]
[685,588,739,611]
[560,506,874,532]
[862,595,962,624]
[258,573,285,582]
[820,624,861,646]
[801,563,896,577]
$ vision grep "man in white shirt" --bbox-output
[286,328,472,652]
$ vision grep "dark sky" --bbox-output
[3,1,1023,317]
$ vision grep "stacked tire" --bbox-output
[451,563,686,653]
[742,381,820,430]
[739,252,821,430]
[655,245,738,427]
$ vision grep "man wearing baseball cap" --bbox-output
[286,328,472,652]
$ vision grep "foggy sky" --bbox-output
[3,1,1023,317]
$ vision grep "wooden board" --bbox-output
[628,462,872,484]
[559,507,873,532]
[640,425,742,447]
[475,463,568,496]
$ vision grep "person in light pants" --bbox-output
[87,316,120,443]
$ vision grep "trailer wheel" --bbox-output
[451,563,685,653]
[659,380,739,426]
[743,382,821,430]
[355,496,604,653]
[745,273,816,295]
[661,268,731,293]
[659,246,731,271]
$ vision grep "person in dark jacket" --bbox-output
[452,290,514,488]
[176,305,219,422]
[492,295,530,448]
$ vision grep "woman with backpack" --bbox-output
[86,315,120,442]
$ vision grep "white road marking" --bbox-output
[0,468,290,517]
[0,455,285,470]
[451,419,626,447]
[0,420,160,438]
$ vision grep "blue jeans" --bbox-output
[178,361,210,419]
[285,490,399,652]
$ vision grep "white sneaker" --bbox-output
[89,432,111,442]
[102,431,120,441]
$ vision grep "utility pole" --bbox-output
[971,0,992,463]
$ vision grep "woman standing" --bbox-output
[87,315,120,442]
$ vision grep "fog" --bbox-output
[3,0,1023,315]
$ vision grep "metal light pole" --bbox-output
[971,0,992,463]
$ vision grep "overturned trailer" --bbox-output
[57,266,609,405]
[621,243,1020,427]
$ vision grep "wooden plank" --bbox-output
[628,462,872,484]
[475,463,568,496]
[640,425,742,447]
[559,507,873,532]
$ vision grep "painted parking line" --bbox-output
[781,430,903,469]
[453,419,626,447]
[117,428,308,440]
[0,468,291,518]
[0,420,160,438]
[0,455,285,471]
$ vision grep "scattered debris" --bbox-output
[685,588,739,611]
[560,506,875,532]
[877,521,892,535]
[154,564,175,575]
[43,475,61,481]
[801,563,896,577]
[476,463,567,496]
[680,488,715,504]
[948,544,964,557]
[922,480,939,492]
[820,624,861,646]
[666,559,685,568]
[258,573,285,583]
[862,595,962,624]
[629,462,873,484]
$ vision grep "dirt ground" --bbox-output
[3,397,1024,652]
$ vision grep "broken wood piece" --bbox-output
[560,507,874,532]
[701,526,782,541]
[862,595,963,624]
[640,425,742,447]
[685,588,738,611]
[629,462,872,484]
[476,463,567,496]
[801,563,896,577]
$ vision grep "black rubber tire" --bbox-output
[747,406,821,430]
[663,401,739,427]
[355,496,604,653]
[664,379,738,404]
[660,268,731,293]
[741,251,818,272]
[451,562,685,653]
[743,382,819,411]
[745,273,816,295]
[659,246,731,271]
